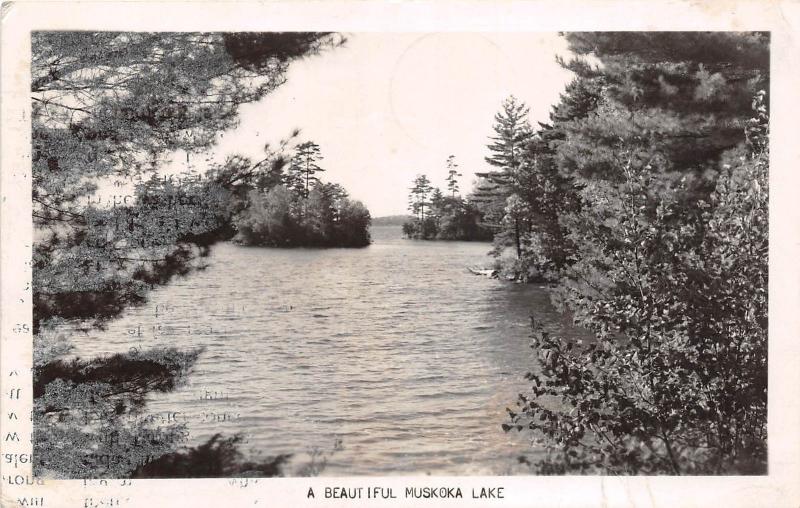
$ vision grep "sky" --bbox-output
[183,33,577,217]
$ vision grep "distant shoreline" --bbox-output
[370,215,414,227]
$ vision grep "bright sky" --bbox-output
[188,33,576,217]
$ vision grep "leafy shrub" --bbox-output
[507,96,768,475]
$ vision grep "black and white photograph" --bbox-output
[2,2,799,507]
[27,29,770,478]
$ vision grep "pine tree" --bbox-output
[474,96,535,262]
[430,187,445,230]
[484,95,534,170]
[445,155,462,197]
[557,31,769,182]
[289,141,325,197]
[408,174,433,221]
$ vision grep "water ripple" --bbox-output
[65,225,576,475]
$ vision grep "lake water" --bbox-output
[66,225,580,476]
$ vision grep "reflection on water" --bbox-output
[66,226,579,475]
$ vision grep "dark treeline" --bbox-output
[31,32,349,478]
[372,215,415,226]
[402,157,493,241]
[212,140,371,248]
[486,33,768,474]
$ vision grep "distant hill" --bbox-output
[371,215,414,226]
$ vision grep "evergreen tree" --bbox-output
[306,184,335,242]
[430,187,445,231]
[408,174,433,221]
[484,95,534,170]
[486,72,602,278]
[430,187,445,211]
[289,141,325,197]
[556,32,769,183]
[446,155,462,197]
[405,173,492,242]
[318,182,349,224]
[474,96,535,263]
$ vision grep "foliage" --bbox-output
[31,31,343,478]
[473,96,578,280]
[511,123,767,474]
[32,31,340,328]
[506,32,769,475]
[484,95,534,170]
[407,174,434,221]
[33,174,231,331]
[294,438,344,477]
[472,96,535,260]
[229,141,370,248]
[402,215,438,240]
[335,199,372,247]
[33,346,202,478]
[33,341,299,479]
[446,155,462,197]
[371,215,415,226]
[33,319,74,367]
[479,32,768,282]
[289,141,325,197]
[403,168,492,241]
[233,184,371,248]
[555,31,768,185]
[132,434,291,478]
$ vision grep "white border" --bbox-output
[2,2,799,507]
